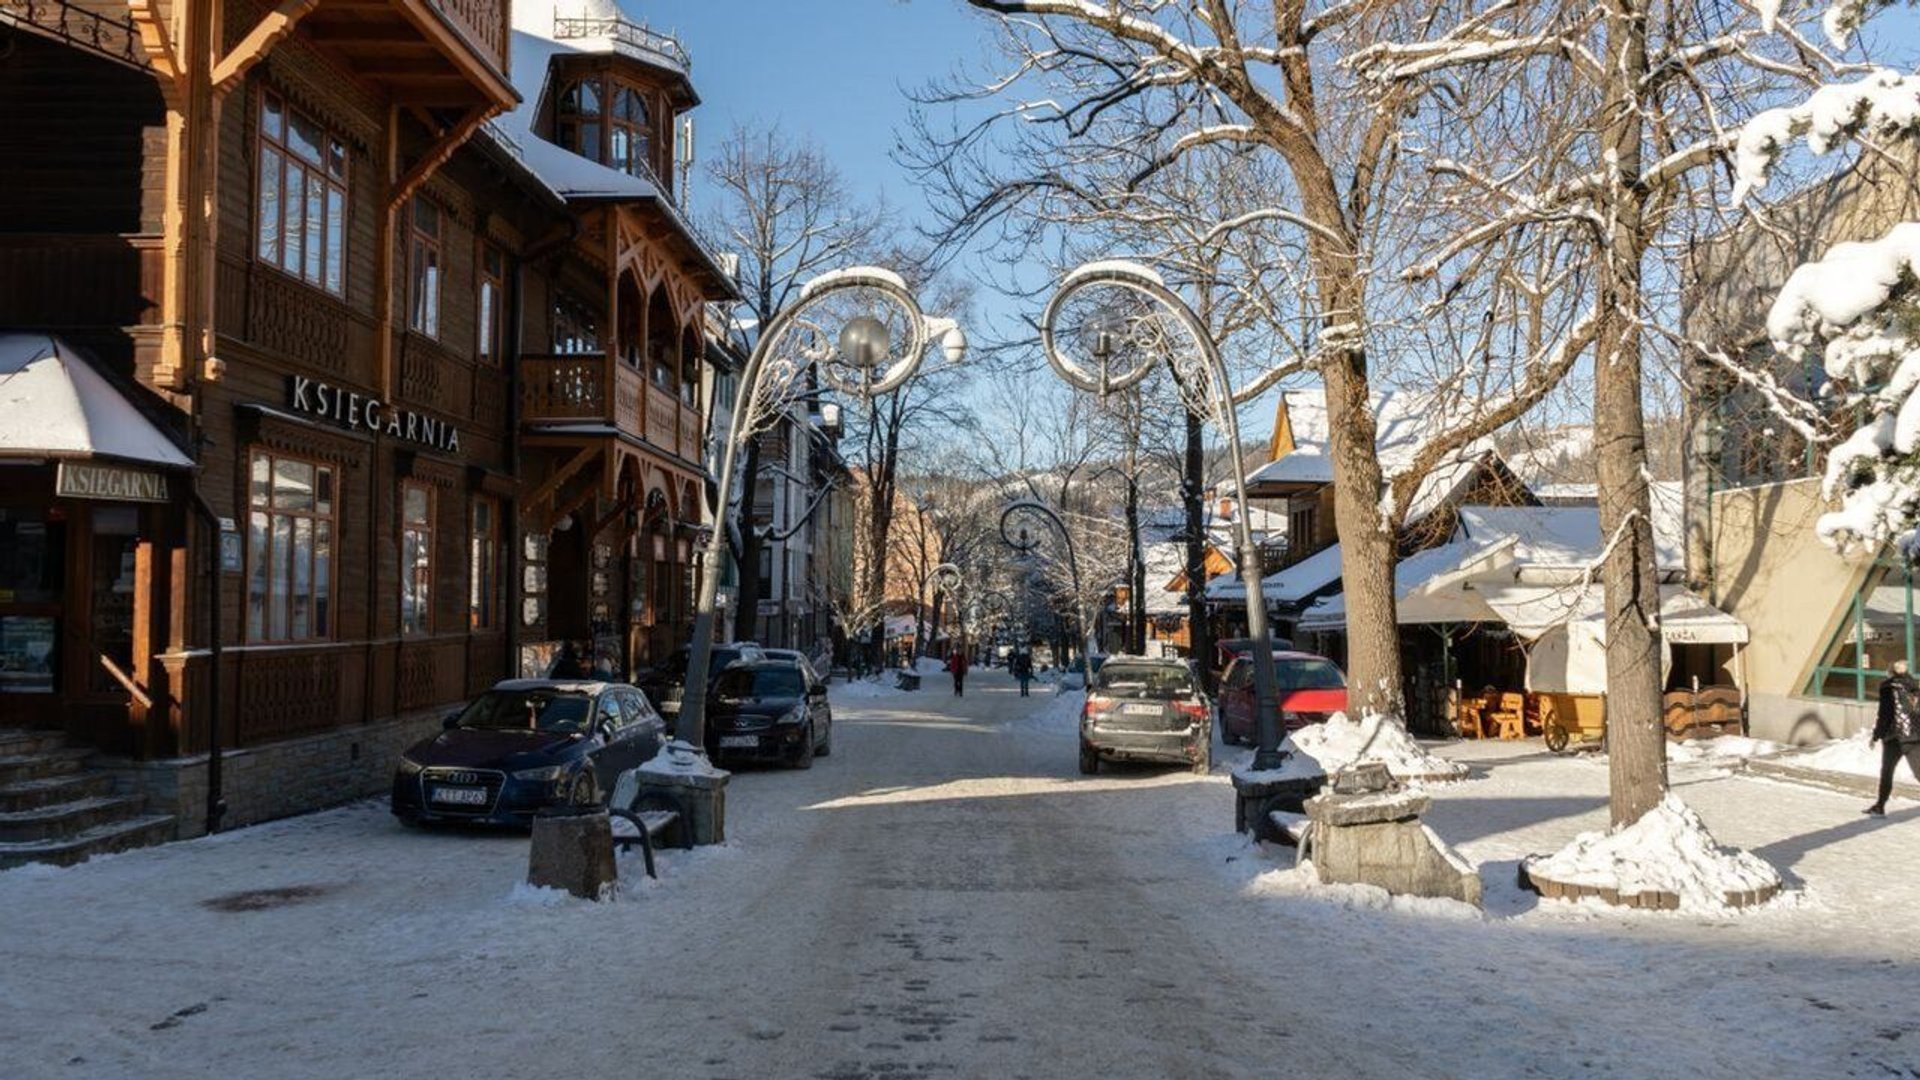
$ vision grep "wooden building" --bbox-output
[0,0,729,854]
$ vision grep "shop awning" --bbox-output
[0,334,191,467]
[1478,583,1748,645]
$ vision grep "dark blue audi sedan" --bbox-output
[391,679,667,827]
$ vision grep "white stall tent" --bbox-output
[1479,583,1749,694]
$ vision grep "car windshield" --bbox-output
[714,667,805,700]
[455,689,594,733]
[1095,664,1194,699]
[1276,659,1345,691]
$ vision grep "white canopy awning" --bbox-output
[1478,583,1748,645]
[0,334,192,467]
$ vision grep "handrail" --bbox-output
[98,654,155,709]
[551,14,690,72]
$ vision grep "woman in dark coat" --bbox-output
[1869,659,1920,815]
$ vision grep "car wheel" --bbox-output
[817,715,833,757]
[570,769,601,807]
[791,725,816,770]
[1078,744,1099,775]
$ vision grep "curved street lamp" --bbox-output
[998,500,1096,692]
[678,267,966,753]
[1039,260,1285,770]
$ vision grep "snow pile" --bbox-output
[1779,727,1885,778]
[1248,712,1470,783]
[1523,793,1782,913]
[1731,69,1920,203]
[1664,735,1783,765]
[1246,863,1484,920]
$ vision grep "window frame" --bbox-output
[400,481,435,637]
[1807,554,1914,701]
[408,196,443,340]
[476,243,506,363]
[469,496,500,632]
[244,449,337,644]
[255,90,349,297]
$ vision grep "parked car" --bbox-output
[1217,651,1348,746]
[1213,636,1296,685]
[763,647,825,687]
[636,642,768,721]
[1080,656,1211,775]
[705,661,833,768]
[391,679,668,826]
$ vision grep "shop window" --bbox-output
[401,483,434,636]
[1808,554,1915,701]
[553,293,600,354]
[0,509,64,693]
[557,78,604,164]
[246,450,335,642]
[477,245,506,363]
[470,497,499,631]
[408,197,443,339]
[257,91,348,296]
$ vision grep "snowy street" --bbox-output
[5,669,1920,1079]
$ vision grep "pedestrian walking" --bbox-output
[947,647,970,697]
[1869,659,1920,815]
[1013,650,1034,697]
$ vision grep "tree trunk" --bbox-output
[1183,410,1216,694]
[1597,0,1668,827]
[1321,337,1403,720]
[731,436,766,642]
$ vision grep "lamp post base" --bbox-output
[629,740,730,846]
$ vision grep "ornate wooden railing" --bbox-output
[521,352,611,423]
[0,0,148,69]
[429,0,507,73]
[552,14,689,73]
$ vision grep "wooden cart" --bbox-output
[1536,692,1606,753]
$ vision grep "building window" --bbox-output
[470,497,499,631]
[408,198,443,339]
[610,86,652,178]
[557,78,604,164]
[680,339,699,406]
[401,483,434,636]
[257,92,347,296]
[553,294,600,354]
[246,451,335,642]
[477,245,505,363]
[1808,554,1913,701]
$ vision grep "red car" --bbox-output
[1217,651,1348,746]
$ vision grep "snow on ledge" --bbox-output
[1062,259,1166,290]
[1523,793,1782,913]
[637,741,728,780]
[800,266,910,299]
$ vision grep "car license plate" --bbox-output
[719,735,758,748]
[1124,704,1161,716]
[430,786,488,806]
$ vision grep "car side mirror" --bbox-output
[442,713,461,730]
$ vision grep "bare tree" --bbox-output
[701,123,883,640]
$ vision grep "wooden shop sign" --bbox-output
[287,376,461,453]
[56,462,170,503]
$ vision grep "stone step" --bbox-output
[0,730,68,757]
[0,814,175,871]
[0,747,92,786]
[0,794,150,844]
[0,772,116,813]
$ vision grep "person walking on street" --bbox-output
[1013,651,1034,697]
[1868,659,1920,815]
[947,647,970,697]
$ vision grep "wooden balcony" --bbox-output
[302,0,514,110]
[522,353,706,462]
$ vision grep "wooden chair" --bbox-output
[1454,698,1485,739]
[1489,692,1528,740]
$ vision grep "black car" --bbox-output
[391,679,668,826]
[1080,657,1211,775]
[636,643,767,723]
[705,661,833,768]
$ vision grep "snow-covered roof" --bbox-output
[1296,532,1515,631]
[0,334,191,467]
[1480,583,1748,644]
[1207,541,1344,604]
[1140,541,1191,615]
[1250,387,1497,490]
[1456,500,1685,575]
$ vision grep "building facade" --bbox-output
[0,0,729,852]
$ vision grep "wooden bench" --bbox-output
[1269,810,1314,866]
[607,792,691,879]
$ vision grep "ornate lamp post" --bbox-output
[1038,261,1284,770]
[679,268,965,752]
[998,500,1096,691]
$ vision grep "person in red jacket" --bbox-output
[947,647,970,697]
